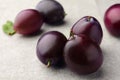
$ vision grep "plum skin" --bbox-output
[64,35,103,75]
[104,4,120,37]
[14,9,44,35]
[71,16,103,45]
[36,0,65,24]
[36,31,67,67]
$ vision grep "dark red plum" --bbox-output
[104,4,120,37]
[36,31,67,67]
[36,0,65,24]
[64,35,103,75]
[14,9,44,35]
[71,16,103,45]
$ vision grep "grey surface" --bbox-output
[0,0,120,80]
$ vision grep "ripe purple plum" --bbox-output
[64,35,103,75]
[71,16,103,45]
[104,4,120,37]
[36,31,67,67]
[36,0,65,24]
[14,9,44,35]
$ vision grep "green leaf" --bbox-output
[3,21,16,35]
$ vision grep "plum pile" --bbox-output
[37,16,103,75]
[4,0,120,76]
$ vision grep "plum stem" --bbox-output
[47,61,51,67]
[70,31,74,36]
[87,16,92,21]
[69,30,75,40]
[64,13,67,16]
